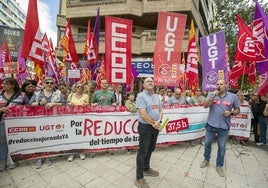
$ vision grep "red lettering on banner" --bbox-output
[83,119,102,136]
[83,118,138,136]
[165,118,189,133]
[232,114,248,119]
[104,121,113,135]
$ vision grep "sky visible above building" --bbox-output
[16,0,59,47]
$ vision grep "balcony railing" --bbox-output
[72,29,189,43]
[67,0,127,7]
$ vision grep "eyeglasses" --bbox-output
[46,82,54,85]
[76,85,83,88]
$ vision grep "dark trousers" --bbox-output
[136,122,159,180]
[251,118,259,142]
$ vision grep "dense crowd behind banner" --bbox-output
[5,105,251,161]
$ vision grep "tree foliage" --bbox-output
[210,0,268,65]
[209,0,268,90]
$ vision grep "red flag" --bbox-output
[96,55,106,89]
[42,33,49,76]
[230,61,248,80]
[105,16,132,85]
[0,42,12,63]
[248,61,257,85]
[49,38,56,63]
[42,33,49,58]
[186,19,199,92]
[153,12,187,86]
[235,15,256,62]
[60,19,79,64]
[21,0,44,64]
[83,20,91,56]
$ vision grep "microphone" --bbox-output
[213,87,220,96]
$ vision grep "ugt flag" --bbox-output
[153,12,187,87]
[200,31,228,91]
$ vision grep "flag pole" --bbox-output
[240,62,247,91]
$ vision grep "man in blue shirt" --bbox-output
[200,79,240,177]
[135,77,163,188]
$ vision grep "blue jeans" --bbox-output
[136,122,159,179]
[0,121,7,161]
[204,124,229,167]
[259,116,267,144]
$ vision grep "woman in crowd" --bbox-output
[57,82,70,102]
[67,82,89,161]
[29,77,65,169]
[21,79,37,100]
[0,77,29,171]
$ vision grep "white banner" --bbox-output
[5,106,251,160]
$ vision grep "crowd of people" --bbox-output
[0,77,267,184]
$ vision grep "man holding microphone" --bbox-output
[200,79,240,177]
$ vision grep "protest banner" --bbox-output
[5,105,251,161]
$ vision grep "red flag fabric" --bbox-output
[0,42,12,63]
[248,61,257,85]
[105,16,132,85]
[96,55,106,89]
[60,19,79,64]
[153,12,187,86]
[20,0,44,64]
[235,15,256,62]
[83,20,91,56]
[230,61,249,80]
[186,19,199,92]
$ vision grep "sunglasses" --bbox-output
[76,85,83,88]
[46,82,54,85]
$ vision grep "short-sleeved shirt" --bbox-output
[91,90,115,105]
[206,91,240,129]
[67,93,89,105]
[0,92,28,121]
[29,89,65,105]
[136,90,161,124]
[166,96,187,105]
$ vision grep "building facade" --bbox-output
[56,0,214,58]
[0,0,26,29]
